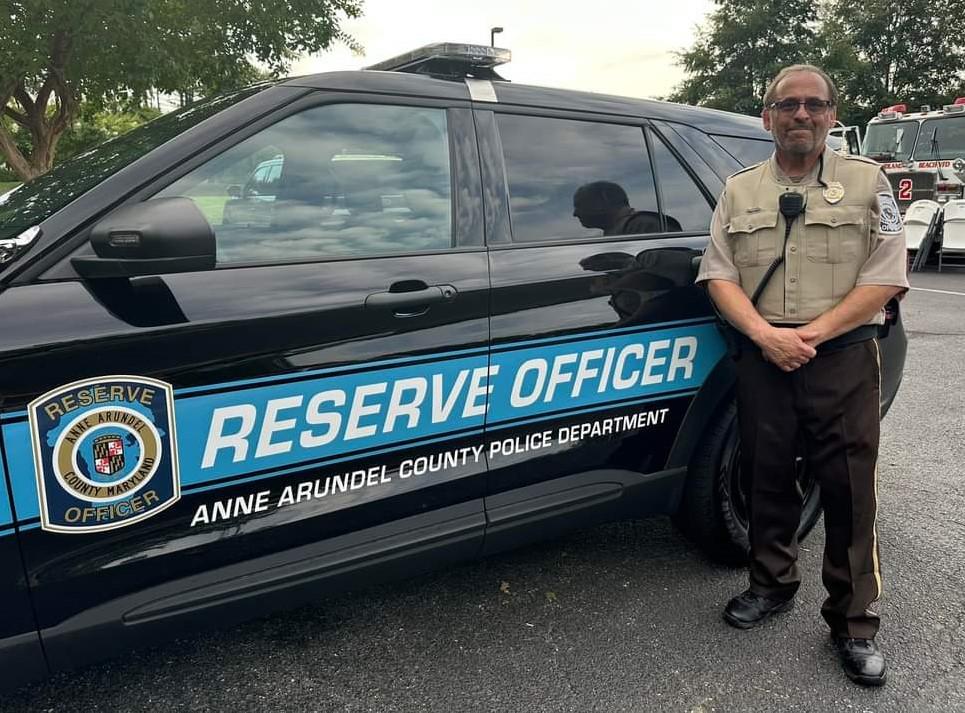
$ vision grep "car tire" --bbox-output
[675,400,822,565]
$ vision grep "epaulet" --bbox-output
[726,160,766,181]
[841,154,881,167]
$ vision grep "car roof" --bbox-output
[282,71,769,139]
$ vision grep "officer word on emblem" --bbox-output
[28,376,181,534]
[823,181,845,204]
[878,192,903,234]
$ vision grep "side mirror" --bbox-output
[72,197,215,279]
[226,184,242,199]
[839,126,862,155]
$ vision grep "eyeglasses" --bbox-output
[767,99,834,115]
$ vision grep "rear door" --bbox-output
[0,93,489,670]
[476,109,726,550]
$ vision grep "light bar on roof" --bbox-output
[365,43,512,75]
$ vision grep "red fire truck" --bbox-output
[862,98,965,212]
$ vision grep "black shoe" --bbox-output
[722,589,794,629]
[831,635,887,686]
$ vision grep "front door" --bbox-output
[0,97,489,669]
[0,461,44,688]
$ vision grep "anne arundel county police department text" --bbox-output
[189,407,670,527]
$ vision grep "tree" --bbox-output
[820,0,965,118]
[58,102,161,158]
[670,0,820,116]
[1,102,162,178]
[0,0,363,181]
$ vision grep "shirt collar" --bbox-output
[768,146,834,186]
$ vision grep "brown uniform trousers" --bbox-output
[736,337,882,639]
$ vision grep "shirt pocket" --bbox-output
[727,211,779,267]
[804,206,867,264]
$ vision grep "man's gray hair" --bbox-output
[763,64,838,107]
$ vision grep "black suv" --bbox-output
[0,44,907,691]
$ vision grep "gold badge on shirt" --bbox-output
[823,181,845,204]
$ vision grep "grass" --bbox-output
[0,181,21,194]
[190,195,229,225]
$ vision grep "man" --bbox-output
[572,181,664,235]
[695,64,908,686]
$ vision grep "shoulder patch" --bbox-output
[877,192,902,234]
[726,159,766,181]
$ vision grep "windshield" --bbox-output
[863,121,919,161]
[914,115,965,160]
[0,84,270,241]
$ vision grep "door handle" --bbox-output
[364,283,457,315]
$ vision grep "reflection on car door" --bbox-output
[477,110,724,551]
[0,98,489,671]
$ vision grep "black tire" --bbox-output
[674,400,822,565]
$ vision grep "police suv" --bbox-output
[0,44,907,690]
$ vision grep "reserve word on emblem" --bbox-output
[28,376,181,534]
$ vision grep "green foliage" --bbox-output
[1,0,363,179]
[670,0,820,116]
[2,0,362,103]
[0,102,160,176]
[819,0,965,116]
[673,0,965,128]
[56,104,161,160]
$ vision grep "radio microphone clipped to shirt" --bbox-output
[779,190,805,225]
[748,191,804,306]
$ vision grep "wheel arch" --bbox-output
[664,355,737,480]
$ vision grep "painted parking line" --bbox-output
[909,287,965,297]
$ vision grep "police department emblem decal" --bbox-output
[28,376,181,533]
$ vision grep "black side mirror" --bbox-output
[226,184,242,199]
[72,197,216,279]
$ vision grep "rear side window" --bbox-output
[649,131,713,232]
[496,114,659,242]
[712,135,774,167]
[156,103,453,264]
[665,123,742,181]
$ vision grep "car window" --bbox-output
[711,135,775,167]
[242,156,283,200]
[156,104,453,264]
[648,130,713,232]
[664,123,743,181]
[496,114,659,242]
[864,120,918,161]
[916,116,965,159]
[649,120,724,199]
[0,84,270,242]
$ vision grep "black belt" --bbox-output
[814,324,878,352]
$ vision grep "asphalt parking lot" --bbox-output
[4,268,964,713]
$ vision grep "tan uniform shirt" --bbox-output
[696,147,909,324]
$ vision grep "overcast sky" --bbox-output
[291,0,715,100]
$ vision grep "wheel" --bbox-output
[675,400,822,565]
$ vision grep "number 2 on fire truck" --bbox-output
[897,178,913,201]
